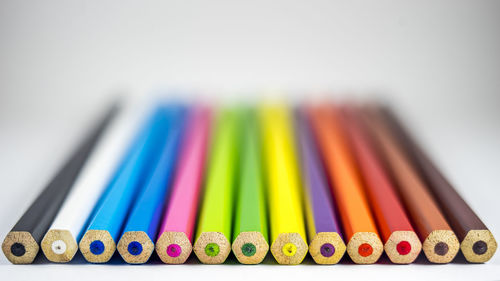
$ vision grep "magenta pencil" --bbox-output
[155,107,212,264]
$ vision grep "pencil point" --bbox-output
[2,231,39,264]
[242,243,256,256]
[282,243,297,256]
[309,232,346,264]
[422,230,459,263]
[117,231,154,264]
[193,232,231,264]
[11,243,26,257]
[396,241,411,255]
[41,229,78,262]
[232,231,268,264]
[79,230,116,263]
[270,233,307,265]
[155,231,192,264]
[346,232,383,264]
[461,230,497,263]
[472,241,487,255]
[167,244,182,257]
[384,231,421,264]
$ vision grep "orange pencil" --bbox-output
[307,105,383,264]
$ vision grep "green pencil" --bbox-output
[231,110,269,264]
[193,109,240,264]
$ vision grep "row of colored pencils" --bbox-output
[2,101,496,265]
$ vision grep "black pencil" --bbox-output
[1,102,118,264]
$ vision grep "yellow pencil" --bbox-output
[259,104,308,265]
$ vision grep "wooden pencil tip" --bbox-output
[117,231,155,264]
[1,231,39,264]
[155,231,193,264]
[193,232,231,264]
[79,230,116,263]
[422,230,460,263]
[384,231,422,264]
[460,230,497,263]
[41,229,78,263]
[309,232,346,264]
[270,233,308,265]
[346,232,383,264]
[232,231,269,264]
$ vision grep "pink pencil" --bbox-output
[155,107,212,264]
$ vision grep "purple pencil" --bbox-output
[296,109,346,264]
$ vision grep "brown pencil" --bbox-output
[379,107,497,263]
[361,106,460,263]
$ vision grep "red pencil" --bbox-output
[341,106,421,264]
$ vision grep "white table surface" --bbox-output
[0,0,499,280]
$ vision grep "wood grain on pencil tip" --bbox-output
[361,106,459,263]
[379,107,497,263]
[2,103,118,264]
[307,105,383,264]
[296,109,345,264]
[341,106,421,264]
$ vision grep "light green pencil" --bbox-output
[231,110,269,264]
[193,109,240,264]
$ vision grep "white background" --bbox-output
[0,0,499,280]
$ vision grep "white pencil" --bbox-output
[40,99,151,263]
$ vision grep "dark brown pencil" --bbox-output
[379,106,497,263]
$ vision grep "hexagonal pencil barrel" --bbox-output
[232,109,269,264]
[295,109,346,264]
[259,104,308,265]
[193,109,240,264]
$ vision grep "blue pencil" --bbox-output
[117,106,186,264]
[78,105,172,263]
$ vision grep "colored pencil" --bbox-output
[295,109,346,265]
[155,107,212,264]
[341,106,421,264]
[259,105,308,265]
[1,103,117,264]
[193,109,240,264]
[117,106,186,264]
[231,110,269,264]
[361,106,460,263]
[40,102,150,263]
[379,107,497,263]
[79,106,172,263]
[307,105,383,264]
